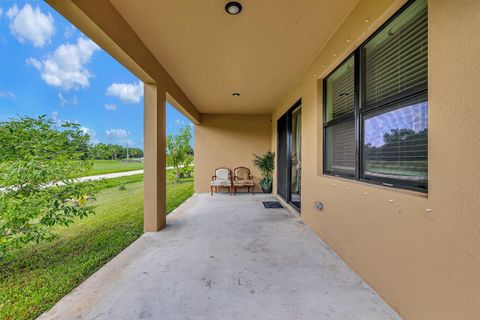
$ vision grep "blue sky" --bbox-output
[0,1,192,149]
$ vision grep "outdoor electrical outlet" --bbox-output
[314,201,324,210]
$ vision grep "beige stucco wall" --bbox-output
[271,0,480,319]
[195,114,271,193]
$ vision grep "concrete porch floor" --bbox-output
[39,193,401,320]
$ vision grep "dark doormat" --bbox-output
[263,201,284,209]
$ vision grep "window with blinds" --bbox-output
[325,120,355,176]
[364,0,427,107]
[323,0,428,192]
[324,56,356,176]
[363,98,428,186]
[325,56,355,122]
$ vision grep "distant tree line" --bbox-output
[91,143,144,160]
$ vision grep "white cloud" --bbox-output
[174,118,193,128]
[6,5,18,19]
[51,111,61,127]
[174,118,186,126]
[58,93,78,106]
[7,4,55,47]
[105,128,135,146]
[0,91,15,99]
[26,57,42,70]
[106,81,143,104]
[80,126,97,143]
[104,103,117,111]
[118,139,135,147]
[64,25,76,39]
[51,111,78,127]
[58,93,68,106]
[106,128,129,139]
[80,126,95,137]
[27,37,99,90]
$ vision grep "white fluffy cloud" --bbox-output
[64,25,76,39]
[0,91,15,99]
[58,93,78,106]
[106,128,129,139]
[7,4,55,47]
[106,81,143,104]
[26,57,41,69]
[27,37,99,90]
[81,126,98,144]
[104,103,117,111]
[81,126,96,138]
[51,111,62,127]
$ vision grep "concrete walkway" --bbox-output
[74,169,144,183]
[74,164,189,182]
[38,194,401,320]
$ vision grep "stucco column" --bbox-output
[144,83,166,232]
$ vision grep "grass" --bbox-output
[88,159,143,175]
[0,170,193,320]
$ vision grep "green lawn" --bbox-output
[0,171,193,320]
[88,160,144,175]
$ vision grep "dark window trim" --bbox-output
[322,0,428,193]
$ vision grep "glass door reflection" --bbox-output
[290,106,301,210]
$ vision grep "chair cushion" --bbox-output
[211,179,231,187]
[234,179,254,186]
[215,168,230,181]
[235,167,251,180]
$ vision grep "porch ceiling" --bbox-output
[109,0,359,114]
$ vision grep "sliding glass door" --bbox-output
[290,105,301,209]
[277,100,302,211]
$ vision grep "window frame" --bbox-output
[322,0,428,193]
[322,53,358,179]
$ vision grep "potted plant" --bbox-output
[253,151,275,193]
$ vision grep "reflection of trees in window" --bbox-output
[364,127,428,179]
[365,128,428,162]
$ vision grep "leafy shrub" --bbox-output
[0,116,96,253]
[167,126,193,180]
[253,151,275,189]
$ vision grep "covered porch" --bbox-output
[39,194,399,320]
[42,0,480,318]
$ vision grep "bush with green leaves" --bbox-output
[0,116,96,253]
[166,126,193,180]
[253,151,275,189]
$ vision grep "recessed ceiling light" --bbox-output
[225,2,242,15]
[232,92,240,97]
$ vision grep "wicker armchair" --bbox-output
[233,167,254,195]
[210,167,232,196]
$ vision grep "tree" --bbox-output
[166,126,193,179]
[0,116,96,253]
[91,143,143,160]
